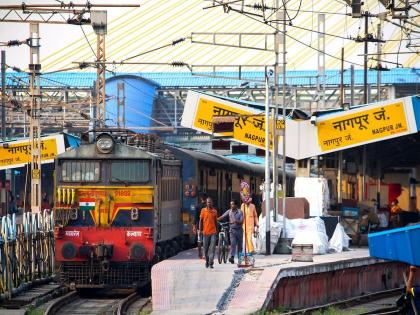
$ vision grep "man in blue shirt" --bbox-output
[218,200,244,264]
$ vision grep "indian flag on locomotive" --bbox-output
[79,198,96,211]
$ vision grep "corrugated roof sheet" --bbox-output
[5,68,419,89]
[224,154,265,165]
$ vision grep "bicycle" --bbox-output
[217,222,229,264]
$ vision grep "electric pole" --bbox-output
[0,2,139,213]
[92,11,107,129]
[318,14,326,110]
[376,21,383,101]
[364,13,369,104]
[272,0,280,223]
[281,3,287,239]
[28,23,42,213]
[264,70,271,256]
[1,50,5,140]
[117,82,125,128]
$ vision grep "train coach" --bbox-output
[169,146,295,244]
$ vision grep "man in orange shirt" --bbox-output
[199,197,218,268]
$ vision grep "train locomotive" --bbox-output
[54,131,182,289]
[53,130,294,289]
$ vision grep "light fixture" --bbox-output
[96,133,115,154]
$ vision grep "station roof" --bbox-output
[5,67,419,89]
[34,1,417,73]
[167,145,265,175]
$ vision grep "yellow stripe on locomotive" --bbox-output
[55,185,154,226]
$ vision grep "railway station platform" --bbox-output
[151,248,409,314]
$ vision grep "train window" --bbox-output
[110,160,150,183]
[61,161,100,182]
[162,165,181,201]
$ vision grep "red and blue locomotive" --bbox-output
[54,131,182,289]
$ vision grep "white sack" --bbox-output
[257,210,283,254]
[328,223,351,253]
[294,177,330,216]
[291,217,329,255]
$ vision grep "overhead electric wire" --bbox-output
[212,1,364,67]
[124,103,169,127]
[38,75,72,87]
[221,0,303,22]
[202,0,244,10]
[55,28,172,127]
[244,3,351,16]
[5,66,81,103]
[4,65,96,124]
[122,37,189,62]
[266,0,303,22]
[275,7,350,16]
[77,19,190,72]
[6,64,73,87]
[40,65,89,75]
[80,25,96,58]
[343,5,348,47]
[208,0,417,66]
[287,24,352,41]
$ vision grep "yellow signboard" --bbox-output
[317,102,408,151]
[234,115,284,149]
[0,137,59,170]
[193,97,284,149]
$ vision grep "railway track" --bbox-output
[281,287,403,314]
[0,281,65,310]
[45,290,150,315]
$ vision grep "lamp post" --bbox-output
[265,69,272,255]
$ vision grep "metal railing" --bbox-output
[0,211,54,301]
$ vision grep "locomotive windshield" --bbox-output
[110,160,150,183]
[61,160,100,182]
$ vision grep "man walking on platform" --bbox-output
[218,200,243,264]
[199,197,218,268]
[241,199,259,254]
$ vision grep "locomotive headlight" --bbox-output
[62,242,77,259]
[96,133,115,154]
[129,243,146,260]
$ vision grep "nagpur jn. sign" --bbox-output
[191,94,284,150]
[317,101,409,151]
[0,134,66,170]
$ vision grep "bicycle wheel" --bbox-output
[217,241,223,264]
[222,243,228,263]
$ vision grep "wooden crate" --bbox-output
[341,217,359,236]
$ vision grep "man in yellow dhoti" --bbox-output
[241,199,259,254]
